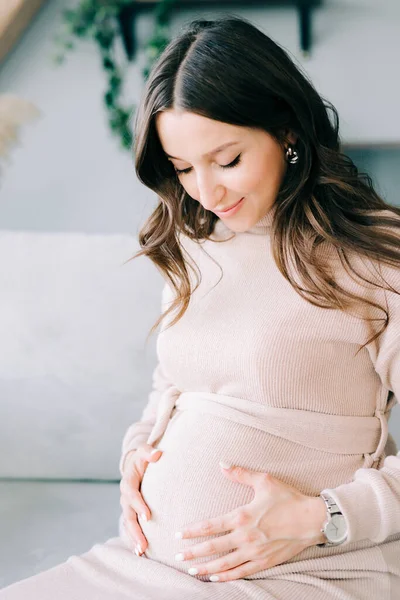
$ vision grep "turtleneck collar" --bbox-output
[212,203,277,238]
[245,203,276,234]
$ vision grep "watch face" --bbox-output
[326,514,347,543]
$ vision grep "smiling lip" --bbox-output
[215,197,245,216]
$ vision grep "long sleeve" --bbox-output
[118,282,175,477]
[320,259,400,546]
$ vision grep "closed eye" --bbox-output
[174,153,242,176]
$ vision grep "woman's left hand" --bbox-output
[173,462,328,581]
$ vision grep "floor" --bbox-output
[0,481,121,589]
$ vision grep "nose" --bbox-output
[196,172,225,212]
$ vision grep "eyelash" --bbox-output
[174,153,242,176]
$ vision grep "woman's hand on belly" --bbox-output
[173,462,327,582]
[119,443,163,557]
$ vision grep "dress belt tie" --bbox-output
[146,386,394,469]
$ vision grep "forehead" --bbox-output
[155,110,248,159]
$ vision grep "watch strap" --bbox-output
[316,492,347,547]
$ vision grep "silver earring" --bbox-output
[285,145,299,164]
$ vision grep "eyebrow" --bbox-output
[165,141,240,161]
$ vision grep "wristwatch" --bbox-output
[316,492,348,547]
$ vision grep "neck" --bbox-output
[245,203,276,234]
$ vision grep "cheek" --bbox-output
[178,178,196,197]
[245,157,285,194]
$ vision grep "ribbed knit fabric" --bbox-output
[2,203,400,599]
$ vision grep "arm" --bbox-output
[320,259,400,546]
[118,281,175,477]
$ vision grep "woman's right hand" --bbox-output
[119,443,163,556]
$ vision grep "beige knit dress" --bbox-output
[2,203,400,599]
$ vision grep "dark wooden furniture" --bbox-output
[119,0,322,60]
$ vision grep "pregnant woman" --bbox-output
[2,15,400,600]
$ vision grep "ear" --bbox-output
[282,129,298,146]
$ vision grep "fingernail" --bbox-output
[150,448,160,455]
[219,461,232,470]
[188,567,199,575]
[174,553,185,561]
[175,531,183,539]
[136,543,142,555]
[210,575,220,582]
[141,513,148,521]
[134,547,140,556]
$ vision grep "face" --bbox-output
[155,110,297,232]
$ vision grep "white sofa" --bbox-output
[0,230,162,588]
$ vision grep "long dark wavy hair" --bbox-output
[127,15,400,352]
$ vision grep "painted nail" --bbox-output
[219,461,232,469]
[174,553,185,561]
[188,567,199,575]
[210,575,220,582]
[175,531,183,539]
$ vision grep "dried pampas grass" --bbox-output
[0,94,40,162]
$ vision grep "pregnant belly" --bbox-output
[129,408,363,576]
[137,410,257,574]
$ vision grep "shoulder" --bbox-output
[328,207,400,285]
[358,207,400,299]
[313,209,400,325]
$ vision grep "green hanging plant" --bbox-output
[53,0,175,151]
